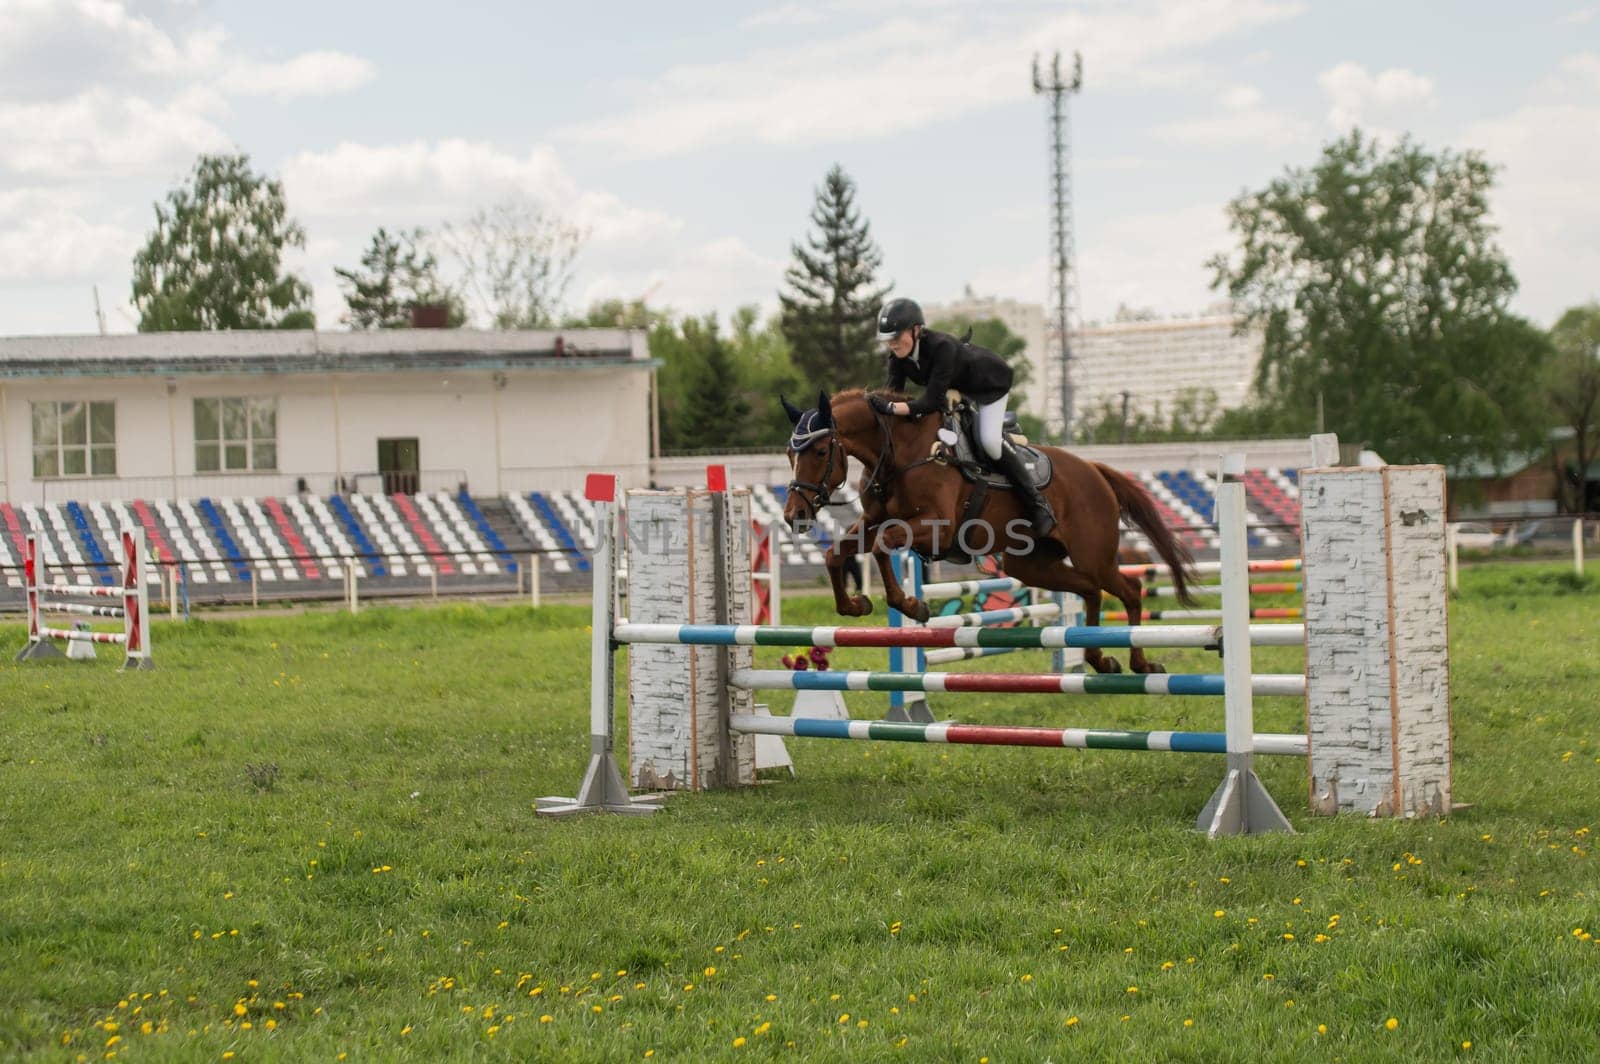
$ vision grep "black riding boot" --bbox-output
[996,441,1057,537]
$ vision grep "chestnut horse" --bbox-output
[782,389,1198,674]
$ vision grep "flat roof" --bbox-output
[0,328,653,379]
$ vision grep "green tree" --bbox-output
[779,165,890,391]
[335,227,462,329]
[729,305,804,446]
[565,297,672,330]
[1547,303,1600,512]
[653,314,755,451]
[1209,131,1550,467]
[131,153,312,331]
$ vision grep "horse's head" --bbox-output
[781,390,848,533]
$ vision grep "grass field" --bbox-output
[2,562,1598,1062]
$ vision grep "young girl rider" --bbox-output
[869,297,1056,535]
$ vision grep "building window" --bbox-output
[195,397,278,472]
[32,400,116,478]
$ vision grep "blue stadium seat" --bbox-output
[196,497,252,580]
[528,492,589,572]
[327,495,387,577]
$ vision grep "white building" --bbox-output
[1070,312,1265,428]
[925,293,1265,439]
[924,288,1051,424]
[0,329,655,503]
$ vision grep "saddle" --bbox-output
[931,394,1054,490]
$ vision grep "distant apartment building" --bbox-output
[1070,311,1265,427]
[925,292,1264,437]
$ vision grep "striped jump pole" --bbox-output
[1104,607,1303,622]
[730,668,1306,698]
[1109,581,1304,600]
[919,575,1025,598]
[1121,557,1302,579]
[16,528,152,670]
[888,554,1076,721]
[613,622,1308,650]
[729,714,1309,757]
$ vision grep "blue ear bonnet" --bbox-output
[788,408,829,451]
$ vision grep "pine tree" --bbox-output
[778,165,890,391]
[335,227,462,329]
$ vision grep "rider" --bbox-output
[868,297,1056,536]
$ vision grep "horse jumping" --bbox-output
[781,389,1197,674]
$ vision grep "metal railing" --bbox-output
[18,469,471,503]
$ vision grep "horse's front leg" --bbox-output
[870,520,944,624]
[824,520,874,618]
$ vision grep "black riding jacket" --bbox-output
[886,329,1013,417]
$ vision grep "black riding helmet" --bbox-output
[876,298,924,341]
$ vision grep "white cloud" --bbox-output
[1560,7,1596,25]
[0,88,231,178]
[0,0,370,107]
[0,188,139,280]
[578,236,787,320]
[560,0,1305,158]
[1318,61,1435,134]
[280,139,682,246]
[1462,57,1600,323]
[739,3,826,29]
[1155,82,1313,146]
[1076,203,1233,323]
[218,51,376,100]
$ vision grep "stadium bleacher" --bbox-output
[0,468,1302,601]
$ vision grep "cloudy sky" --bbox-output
[1,0,1596,336]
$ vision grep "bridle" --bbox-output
[787,399,925,521]
[785,412,846,518]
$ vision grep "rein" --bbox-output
[788,399,944,519]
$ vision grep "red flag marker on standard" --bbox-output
[585,474,616,502]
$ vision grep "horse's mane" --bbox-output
[834,387,914,403]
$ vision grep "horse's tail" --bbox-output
[1093,463,1198,607]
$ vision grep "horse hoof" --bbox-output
[900,598,930,624]
[846,595,874,617]
[1098,656,1123,674]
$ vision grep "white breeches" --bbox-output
[975,396,1007,461]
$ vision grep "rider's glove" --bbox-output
[868,394,894,415]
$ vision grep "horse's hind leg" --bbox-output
[1103,570,1163,673]
[1005,555,1123,674]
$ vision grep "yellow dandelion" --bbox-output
[1463,1040,1472,1049]
[1386,1017,1399,1031]
[1127,986,1139,994]
[838,1014,850,1024]
[704,967,717,977]
[1065,1016,1079,1027]
[1214,910,1225,918]
[1318,1024,1327,1035]
[733,1037,746,1047]
[1184,1019,1194,1027]
[539,1015,552,1024]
